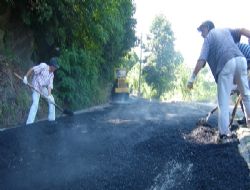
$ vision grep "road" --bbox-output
[0,99,249,190]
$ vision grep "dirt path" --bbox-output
[0,99,249,190]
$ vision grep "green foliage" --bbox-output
[127,62,155,98]
[127,62,140,95]
[191,68,217,102]
[4,0,136,70]
[11,0,137,61]
[0,87,30,126]
[150,15,176,67]
[142,15,183,99]
[55,47,106,109]
[165,64,217,102]
[118,51,139,71]
[2,0,136,118]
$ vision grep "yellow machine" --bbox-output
[111,68,129,101]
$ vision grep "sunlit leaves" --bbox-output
[142,15,183,99]
[4,0,136,108]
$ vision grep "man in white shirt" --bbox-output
[23,57,59,125]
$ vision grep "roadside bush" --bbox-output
[163,63,217,102]
[55,48,108,110]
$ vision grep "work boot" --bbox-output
[237,117,246,125]
[217,133,238,144]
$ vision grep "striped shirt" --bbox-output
[238,43,250,60]
[199,28,243,82]
[32,63,54,92]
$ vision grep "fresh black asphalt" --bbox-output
[0,99,249,190]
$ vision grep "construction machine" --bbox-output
[111,68,129,102]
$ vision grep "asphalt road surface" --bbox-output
[0,99,249,190]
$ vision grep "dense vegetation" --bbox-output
[0,1,216,126]
[0,0,137,126]
[127,15,217,101]
[142,15,183,99]
[1,0,136,121]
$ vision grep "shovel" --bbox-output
[14,72,74,116]
[229,95,242,129]
[197,95,242,128]
[197,105,218,126]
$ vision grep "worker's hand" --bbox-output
[187,73,196,89]
[23,76,28,85]
[230,89,240,96]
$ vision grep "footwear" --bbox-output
[227,132,237,139]
[217,134,238,144]
[237,117,246,125]
[230,124,239,131]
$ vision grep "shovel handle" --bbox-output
[14,72,74,116]
[14,73,45,96]
[14,73,34,90]
[14,72,64,111]
[229,95,242,128]
[14,72,25,81]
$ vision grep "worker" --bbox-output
[187,20,250,143]
[23,57,60,125]
[238,43,250,66]
[234,43,250,124]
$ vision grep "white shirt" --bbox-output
[32,63,54,92]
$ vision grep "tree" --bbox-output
[142,15,183,99]
[169,63,216,102]
[3,0,137,109]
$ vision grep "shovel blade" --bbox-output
[63,109,74,116]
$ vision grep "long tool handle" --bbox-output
[14,72,64,112]
[229,95,242,128]
[205,106,218,122]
